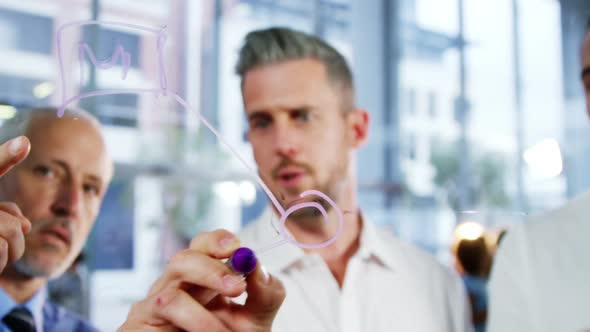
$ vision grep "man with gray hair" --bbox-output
[237,27,472,332]
[0,107,113,331]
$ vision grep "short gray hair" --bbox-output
[0,106,99,144]
[236,27,354,110]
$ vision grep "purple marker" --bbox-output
[227,247,258,276]
[199,247,258,305]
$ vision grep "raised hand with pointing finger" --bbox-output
[0,136,31,274]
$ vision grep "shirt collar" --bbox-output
[0,287,16,320]
[0,286,46,331]
[355,213,399,271]
[247,208,400,272]
[26,287,46,331]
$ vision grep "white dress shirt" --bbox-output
[488,191,590,332]
[240,208,472,332]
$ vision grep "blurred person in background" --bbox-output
[454,236,491,332]
[487,20,590,332]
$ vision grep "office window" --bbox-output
[408,133,417,160]
[0,8,53,54]
[403,87,417,115]
[82,27,141,69]
[95,93,139,127]
[428,91,437,117]
[0,74,45,107]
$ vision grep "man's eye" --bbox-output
[83,184,99,196]
[251,118,271,129]
[33,165,54,178]
[293,110,311,122]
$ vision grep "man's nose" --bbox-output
[50,181,82,219]
[272,124,300,158]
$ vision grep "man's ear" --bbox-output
[347,108,370,148]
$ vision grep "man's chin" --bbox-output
[13,255,68,279]
[277,192,332,217]
[280,192,320,212]
[272,181,335,211]
[271,186,299,202]
[282,190,304,203]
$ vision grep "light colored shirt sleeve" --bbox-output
[487,224,534,332]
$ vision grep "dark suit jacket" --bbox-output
[43,301,98,332]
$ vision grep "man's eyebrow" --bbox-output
[52,159,104,185]
[581,66,590,80]
[85,174,104,185]
[247,105,315,121]
[50,159,69,171]
[247,111,270,120]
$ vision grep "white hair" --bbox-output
[0,106,99,143]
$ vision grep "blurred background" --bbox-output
[0,0,588,329]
